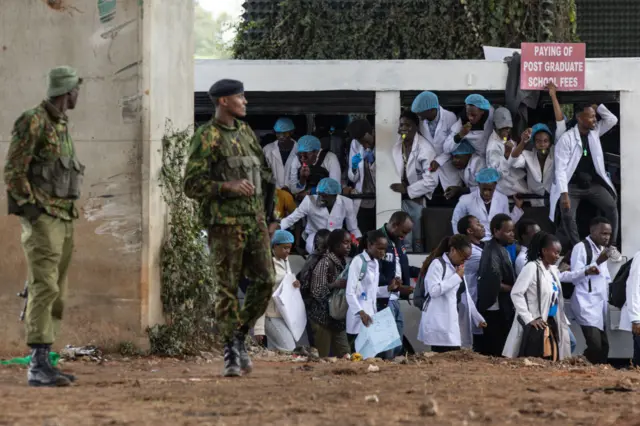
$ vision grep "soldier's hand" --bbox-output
[222,179,255,197]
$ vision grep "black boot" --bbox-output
[27,346,70,387]
[233,331,253,374]
[46,347,76,382]
[223,341,241,377]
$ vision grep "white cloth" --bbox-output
[509,146,555,207]
[347,139,376,211]
[569,237,610,331]
[280,194,361,254]
[451,187,524,240]
[346,252,379,335]
[417,254,484,347]
[549,104,618,220]
[486,132,528,196]
[263,140,298,188]
[288,149,342,194]
[620,251,640,332]
[264,317,297,352]
[443,107,495,157]
[418,107,461,191]
[254,257,292,335]
[503,261,571,359]
[515,246,528,276]
[391,133,438,200]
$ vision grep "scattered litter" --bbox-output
[60,345,103,363]
[291,356,309,363]
[365,394,379,403]
[551,409,568,419]
[585,378,635,394]
[468,410,478,420]
[351,353,362,362]
[393,356,408,364]
[327,357,338,364]
[523,358,543,367]
[343,354,352,361]
[419,398,439,416]
[367,364,380,373]
[1,352,60,367]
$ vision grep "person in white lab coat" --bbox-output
[485,107,528,196]
[451,167,524,239]
[288,135,342,199]
[456,215,489,349]
[263,117,298,189]
[568,216,614,364]
[346,119,376,234]
[618,251,640,366]
[346,229,390,349]
[279,177,361,254]
[442,141,486,201]
[444,94,495,157]
[417,234,486,352]
[514,219,541,276]
[390,110,438,253]
[552,103,621,260]
[254,230,302,352]
[503,232,571,360]
[410,91,460,191]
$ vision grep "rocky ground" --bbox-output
[1,350,640,425]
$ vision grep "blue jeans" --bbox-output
[379,299,404,359]
[568,327,576,355]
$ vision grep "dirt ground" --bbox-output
[1,351,640,426]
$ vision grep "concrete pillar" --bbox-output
[374,91,402,229]
[619,91,640,256]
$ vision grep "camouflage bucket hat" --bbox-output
[47,66,82,98]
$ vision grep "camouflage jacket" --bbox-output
[4,101,79,221]
[184,118,274,226]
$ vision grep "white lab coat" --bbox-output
[418,254,485,347]
[418,107,461,190]
[457,154,486,190]
[391,133,438,200]
[509,146,555,205]
[451,187,524,240]
[459,243,485,346]
[444,107,495,157]
[549,104,618,220]
[263,140,298,189]
[280,194,361,254]
[347,139,376,211]
[569,237,610,331]
[503,261,571,359]
[288,150,342,194]
[346,252,379,335]
[486,132,528,196]
[619,251,640,332]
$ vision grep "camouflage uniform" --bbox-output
[4,100,84,345]
[184,118,276,342]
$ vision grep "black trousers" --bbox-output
[431,345,460,353]
[581,325,609,364]
[479,310,511,356]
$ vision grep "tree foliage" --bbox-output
[194,2,233,59]
[233,0,578,60]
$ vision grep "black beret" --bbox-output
[208,79,244,98]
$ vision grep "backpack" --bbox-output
[561,239,592,299]
[609,258,633,309]
[413,257,446,310]
[297,253,323,305]
[328,254,368,320]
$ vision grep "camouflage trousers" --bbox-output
[209,219,275,343]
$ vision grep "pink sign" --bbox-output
[520,43,586,91]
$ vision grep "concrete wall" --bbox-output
[0,0,193,354]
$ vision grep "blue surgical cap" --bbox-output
[297,135,321,153]
[411,91,439,113]
[271,229,295,246]
[274,117,295,133]
[317,178,341,195]
[475,167,501,184]
[451,140,475,155]
[465,94,491,111]
[530,123,554,144]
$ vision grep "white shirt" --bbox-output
[451,187,524,240]
[391,133,438,200]
[263,140,298,188]
[569,237,610,331]
[288,150,342,194]
[346,252,379,335]
[280,194,361,254]
[549,104,618,220]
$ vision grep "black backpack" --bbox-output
[609,258,633,309]
[297,253,324,305]
[413,257,446,310]
[561,239,592,299]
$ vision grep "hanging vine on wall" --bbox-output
[233,0,578,60]
[147,122,219,356]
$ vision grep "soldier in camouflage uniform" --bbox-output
[184,79,278,377]
[4,66,84,387]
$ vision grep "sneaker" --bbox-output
[608,246,623,263]
[222,342,241,377]
[27,347,70,387]
[234,332,253,374]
